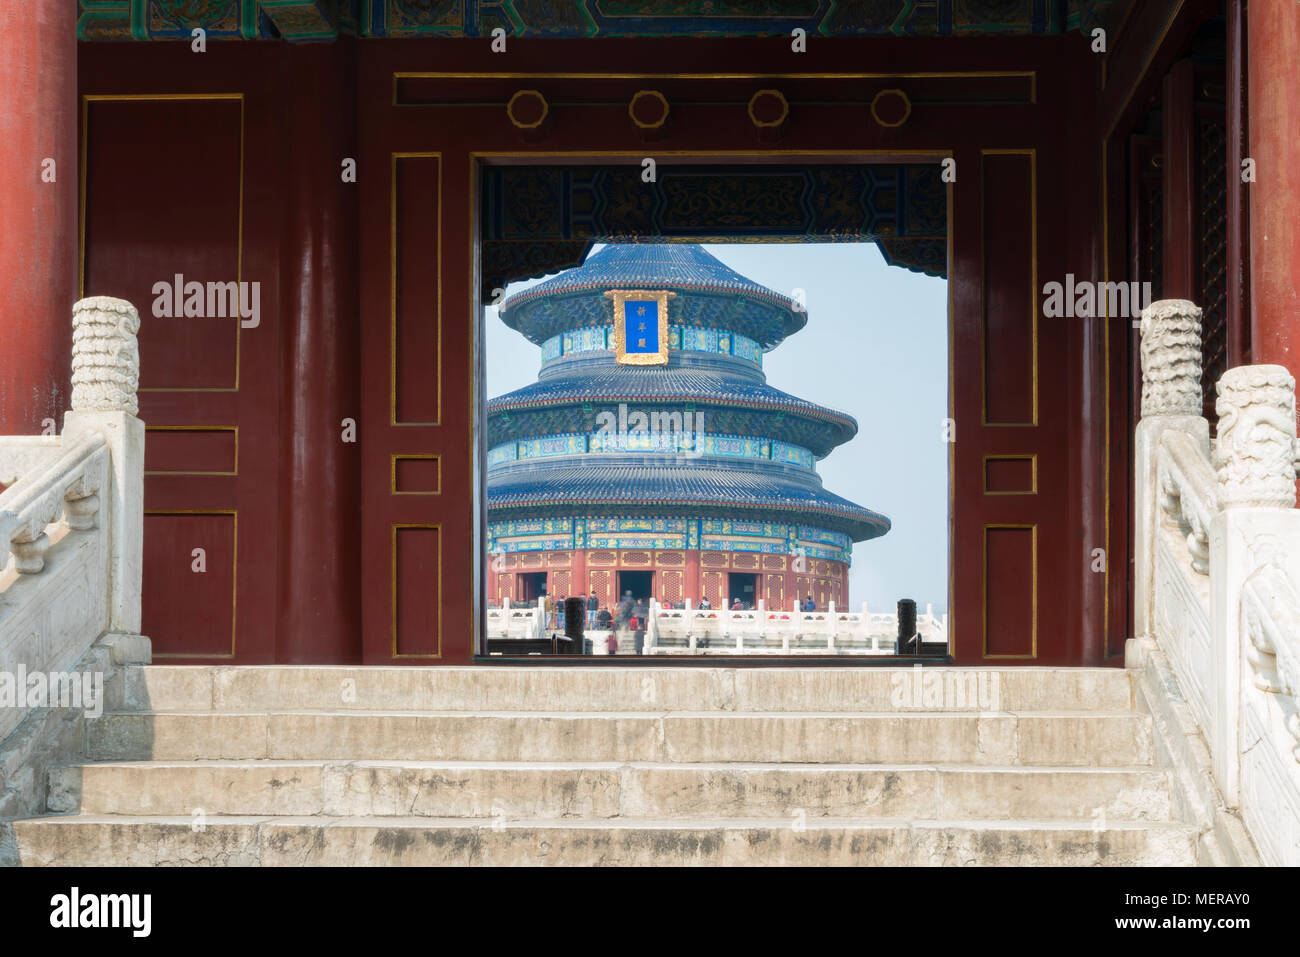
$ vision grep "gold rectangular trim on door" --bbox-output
[391,522,443,659]
[390,152,443,426]
[146,508,238,659]
[981,523,1037,659]
[978,148,1038,427]
[982,453,1037,495]
[81,94,246,393]
[391,453,442,494]
[144,425,239,476]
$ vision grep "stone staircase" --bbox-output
[4,665,1201,865]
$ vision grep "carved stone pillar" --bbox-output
[1134,299,1210,640]
[1214,365,1298,509]
[63,296,146,639]
[1140,298,1203,417]
[69,297,140,415]
[1209,364,1300,806]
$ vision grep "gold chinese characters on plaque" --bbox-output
[605,289,674,365]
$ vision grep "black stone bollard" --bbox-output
[564,596,587,654]
[895,598,917,654]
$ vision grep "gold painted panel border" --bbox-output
[395,72,1038,107]
[391,522,443,659]
[982,453,1038,495]
[391,453,442,495]
[978,148,1039,428]
[981,522,1037,659]
[390,152,443,427]
[146,507,238,659]
[81,94,245,394]
[144,425,239,476]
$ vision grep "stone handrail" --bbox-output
[0,297,148,819]
[1157,429,1219,574]
[0,436,63,486]
[1135,298,1300,865]
[0,432,108,573]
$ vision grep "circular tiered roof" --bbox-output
[487,243,889,544]
[500,243,807,348]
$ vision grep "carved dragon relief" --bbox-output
[1215,365,1298,510]
[1240,559,1300,763]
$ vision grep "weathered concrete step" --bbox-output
[85,711,1154,766]
[112,665,1133,714]
[49,761,1175,822]
[6,816,1199,866]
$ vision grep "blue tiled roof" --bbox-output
[487,464,890,542]
[487,366,857,454]
[500,244,806,346]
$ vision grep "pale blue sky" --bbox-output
[486,242,949,613]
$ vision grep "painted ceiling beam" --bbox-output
[76,1,1133,42]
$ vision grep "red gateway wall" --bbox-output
[79,34,1117,665]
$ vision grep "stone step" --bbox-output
[85,711,1154,765]
[6,815,1199,866]
[48,761,1175,822]
[111,665,1133,714]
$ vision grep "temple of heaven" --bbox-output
[486,243,890,613]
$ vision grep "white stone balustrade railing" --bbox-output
[485,597,948,655]
[0,297,148,816]
[642,599,946,655]
[1135,298,1300,865]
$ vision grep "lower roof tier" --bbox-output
[486,463,889,542]
[487,365,857,456]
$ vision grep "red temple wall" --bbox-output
[487,550,848,612]
[76,33,1141,665]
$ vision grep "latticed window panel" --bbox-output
[765,574,785,608]
[589,570,612,608]
[1199,116,1229,414]
[1146,184,1163,300]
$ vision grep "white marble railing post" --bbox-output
[60,296,146,642]
[1209,364,1300,803]
[1135,300,1207,638]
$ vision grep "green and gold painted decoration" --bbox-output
[79,0,1131,42]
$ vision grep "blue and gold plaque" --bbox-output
[604,289,674,365]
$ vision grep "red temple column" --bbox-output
[570,549,587,605]
[0,1,77,434]
[276,41,362,662]
[684,550,701,605]
[1247,2,1300,377]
